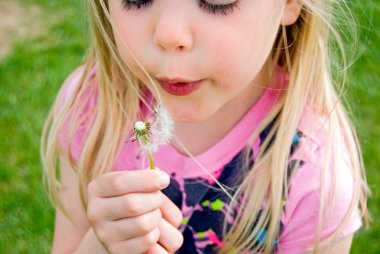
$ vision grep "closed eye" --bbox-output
[121,0,241,16]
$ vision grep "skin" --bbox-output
[51,0,354,253]
[52,151,184,254]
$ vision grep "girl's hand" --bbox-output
[86,169,184,254]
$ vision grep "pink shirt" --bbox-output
[60,66,362,253]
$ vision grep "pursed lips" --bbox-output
[157,77,203,96]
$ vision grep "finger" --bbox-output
[99,209,162,242]
[143,243,169,254]
[160,193,183,229]
[88,169,170,198]
[108,227,160,254]
[157,219,184,253]
[99,191,163,220]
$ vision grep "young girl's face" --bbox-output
[108,0,291,122]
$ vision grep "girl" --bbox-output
[41,0,370,253]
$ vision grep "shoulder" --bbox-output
[57,64,97,110]
[277,105,362,253]
[57,64,98,160]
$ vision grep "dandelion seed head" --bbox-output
[153,105,173,139]
[134,121,146,131]
[134,104,174,154]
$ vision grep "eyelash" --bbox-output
[121,0,240,16]
[198,0,240,16]
[122,0,153,10]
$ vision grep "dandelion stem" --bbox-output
[141,135,155,169]
[147,152,155,169]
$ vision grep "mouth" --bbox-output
[157,78,203,96]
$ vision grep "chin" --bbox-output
[171,113,209,123]
[162,96,219,123]
[168,106,214,123]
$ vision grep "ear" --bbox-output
[281,0,303,26]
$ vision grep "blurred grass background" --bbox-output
[0,0,378,253]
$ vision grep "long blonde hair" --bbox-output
[41,0,370,253]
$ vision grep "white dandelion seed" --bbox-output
[149,104,174,152]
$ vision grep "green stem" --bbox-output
[142,135,155,169]
[147,151,155,170]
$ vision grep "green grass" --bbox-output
[347,1,380,253]
[0,1,87,253]
[0,0,378,253]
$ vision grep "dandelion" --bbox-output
[134,104,174,169]
[134,120,155,169]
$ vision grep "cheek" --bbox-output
[109,8,147,75]
[113,21,138,58]
[208,35,264,87]
[113,25,150,81]
[208,20,279,87]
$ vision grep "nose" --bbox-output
[153,4,194,53]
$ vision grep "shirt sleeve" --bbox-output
[277,134,363,253]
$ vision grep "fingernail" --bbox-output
[157,173,170,188]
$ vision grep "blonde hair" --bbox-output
[41,0,370,253]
